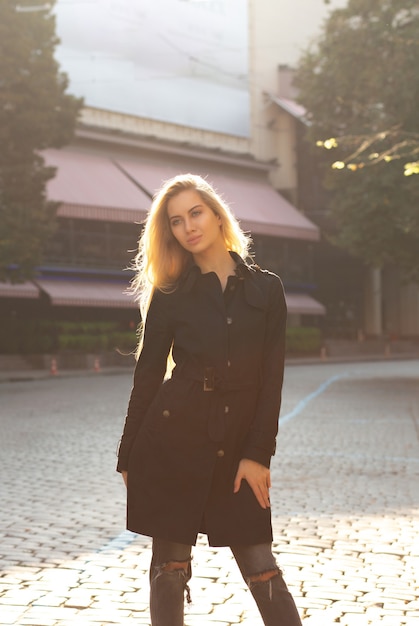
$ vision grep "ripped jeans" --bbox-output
[150,538,302,626]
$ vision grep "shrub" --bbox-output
[286,327,322,354]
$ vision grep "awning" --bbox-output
[268,94,308,124]
[42,147,319,239]
[285,293,326,316]
[0,281,40,299]
[43,149,151,223]
[36,279,136,309]
[116,159,319,241]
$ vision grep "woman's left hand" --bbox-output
[233,458,271,509]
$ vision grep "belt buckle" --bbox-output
[203,367,215,392]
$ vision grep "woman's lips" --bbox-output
[186,235,202,245]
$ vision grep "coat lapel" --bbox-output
[178,252,268,310]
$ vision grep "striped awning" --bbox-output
[36,278,136,309]
[285,293,326,316]
[0,281,39,299]
[42,148,320,240]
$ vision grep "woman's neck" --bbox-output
[193,247,236,290]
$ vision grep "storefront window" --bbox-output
[251,234,313,286]
[46,218,138,269]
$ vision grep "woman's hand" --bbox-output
[121,471,128,487]
[233,458,271,509]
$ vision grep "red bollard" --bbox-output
[50,358,58,376]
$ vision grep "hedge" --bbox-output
[0,320,137,354]
[285,327,322,354]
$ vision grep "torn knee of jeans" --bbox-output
[246,568,284,600]
[160,559,191,573]
[152,559,193,604]
[247,567,280,584]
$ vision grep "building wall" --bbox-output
[271,0,348,67]
[247,0,281,163]
[399,284,419,336]
[383,270,419,338]
[271,110,298,200]
[80,108,251,156]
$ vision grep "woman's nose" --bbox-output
[184,219,194,232]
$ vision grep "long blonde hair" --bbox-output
[130,173,252,356]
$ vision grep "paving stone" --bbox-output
[302,611,339,625]
[32,593,69,607]
[0,608,27,625]
[338,614,371,626]
[0,590,45,606]
[64,596,94,609]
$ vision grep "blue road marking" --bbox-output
[280,373,347,426]
[98,529,138,553]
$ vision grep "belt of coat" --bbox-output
[173,365,259,392]
[172,365,259,442]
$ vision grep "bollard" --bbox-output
[50,358,58,376]
[94,357,101,373]
[320,346,327,360]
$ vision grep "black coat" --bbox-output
[117,254,287,547]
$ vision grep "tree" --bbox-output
[0,0,82,282]
[295,0,419,280]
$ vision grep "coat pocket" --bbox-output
[144,377,189,429]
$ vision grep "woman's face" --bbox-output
[167,189,224,256]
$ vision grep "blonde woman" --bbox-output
[117,174,302,626]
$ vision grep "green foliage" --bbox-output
[295,0,419,280]
[0,319,137,355]
[55,321,117,335]
[0,0,82,282]
[58,333,109,352]
[285,327,322,354]
[55,321,136,353]
[324,163,419,280]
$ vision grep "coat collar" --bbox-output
[178,251,268,310]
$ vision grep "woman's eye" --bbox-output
[171,218,181,227]
[191,210,201,217]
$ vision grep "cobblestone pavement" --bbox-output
[1,359,418,625]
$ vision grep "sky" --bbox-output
[54,0,250,136]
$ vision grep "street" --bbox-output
[1,360,419,625]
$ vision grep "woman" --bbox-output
[117,174,302,626]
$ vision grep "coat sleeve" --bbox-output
[116,289,173,472]
[241,274,287,468]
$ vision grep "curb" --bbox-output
[1,353,419,384]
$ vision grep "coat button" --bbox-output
[217,449,225,458]
[224,405,229,414]
[227,360,231,367]
[162,409,170,417]
[226,317,233,325]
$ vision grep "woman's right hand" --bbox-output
[121,471,128,487]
